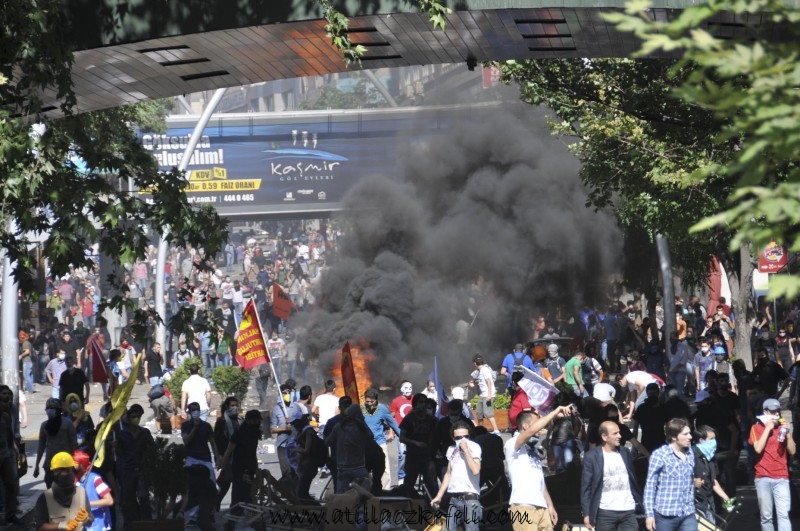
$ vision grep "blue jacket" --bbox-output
[581,445,642,526]
[362,404,400,445]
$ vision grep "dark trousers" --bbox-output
[296,461,318,501]
[607,340,619,370]
[402,457,438,500]
[0,454,18,519]
[118,468,151,525]
[596,508,639,531]
[225,471,259,531]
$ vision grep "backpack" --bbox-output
[581,358,599,382]
[303,425,328,467]
[511,351,527,375]
[147,384,165,399]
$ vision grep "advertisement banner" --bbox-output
[139,110,453,216]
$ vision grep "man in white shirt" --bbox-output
[505,408,571,530]
[592,381,617,404]
[267,332,286,378]
[431,421,482,531]
[312,380,339,435]
[580,421,642,530]
[471,354,499,434]
[181,364,212,421]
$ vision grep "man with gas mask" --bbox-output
[33,452,93,531]
[390,381,414,486]
[270,383,296,480]
[113,404,153,524]
[220,410,263,531]
[34,399,78,488]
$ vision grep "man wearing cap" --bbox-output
[33,452,93,531]
[472,355,500,435]
[749,398,795,531]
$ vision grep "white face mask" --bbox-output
[700,347,709,354]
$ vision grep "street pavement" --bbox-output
[12,379,800,530]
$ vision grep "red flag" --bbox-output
[235,299,271,369]
[272,281,293,320]
[87,336,109,384]
[341,342,359,404]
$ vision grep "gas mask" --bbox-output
[400,383,412,398]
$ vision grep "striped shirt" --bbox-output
[643,444,695,518]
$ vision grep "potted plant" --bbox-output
[469,393,511,431]
[129,438,187,531]
[211,365,252,404]
[492,392,511,431]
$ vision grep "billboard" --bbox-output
[138,106,464,217]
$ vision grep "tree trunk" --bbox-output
[728,244,756,370]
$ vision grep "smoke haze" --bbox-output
[297,103,620,389]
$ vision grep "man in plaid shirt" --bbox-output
[643,418,696,531]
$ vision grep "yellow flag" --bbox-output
[93,352,143,468]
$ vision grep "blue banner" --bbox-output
[139,109,455,216]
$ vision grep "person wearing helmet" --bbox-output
[32,451,93,531]
[34,399,78,488]
[72,451,112,531]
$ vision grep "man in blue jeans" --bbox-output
[431,421,482,531]
[749,398,795,531]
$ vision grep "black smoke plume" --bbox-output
[296,103,620,389]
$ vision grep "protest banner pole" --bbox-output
[252,301,287,419]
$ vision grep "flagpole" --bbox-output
[251,299,288,420]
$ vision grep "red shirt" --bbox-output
[749,421,790,479]
[509,388,532,430]
[390,396,413,426]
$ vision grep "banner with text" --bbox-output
[235,299,270,369]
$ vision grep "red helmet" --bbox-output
[72,450,91,475]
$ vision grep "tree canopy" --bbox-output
[1,0,227,303]
[604,0,800,299]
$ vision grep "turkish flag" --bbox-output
[341,342,359,405]
[272,281,293,320]
[235,299,270,369]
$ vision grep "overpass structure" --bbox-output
[58,0,775,115]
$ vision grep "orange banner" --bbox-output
[341,342,359,405]
[235,299,270,369]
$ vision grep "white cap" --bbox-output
[451,386,465,400]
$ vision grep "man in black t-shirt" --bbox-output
[182,402,220,525]
[144,343,164,385]
[58,356,89,403]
